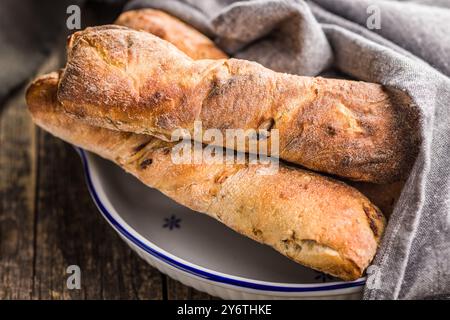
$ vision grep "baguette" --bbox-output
[57,26,419,183]
[114,11,405,217]
[115,9,227,60]
[27,72,386,280]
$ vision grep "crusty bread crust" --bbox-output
[115,9,227,60]
[27,72,386,280]
[57,26,419,183]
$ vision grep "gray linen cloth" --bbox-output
[126,0,450,299]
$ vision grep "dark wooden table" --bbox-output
[0,3,215,300]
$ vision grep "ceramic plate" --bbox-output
[78,148,365,299]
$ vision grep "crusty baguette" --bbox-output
[114,11,405,217]
[115,9,227,60]
[57,26,419,183]
[27,72,386,280]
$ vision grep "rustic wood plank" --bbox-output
[0,86,36,299]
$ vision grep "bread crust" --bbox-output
[57,26,419,183]
[27,72,386,280]
[115,9,227,60]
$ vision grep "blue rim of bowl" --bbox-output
[77,148,366,293]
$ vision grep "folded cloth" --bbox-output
[126,0,450,299]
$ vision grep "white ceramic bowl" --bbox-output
[78,148,365,299]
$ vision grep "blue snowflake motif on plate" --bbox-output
[163,215,181,230]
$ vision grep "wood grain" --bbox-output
[0,85,36,299]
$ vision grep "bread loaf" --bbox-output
[115,9,227,60]
[57,26,418,183]
[27,72,386,280]
[114,10,405,217]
